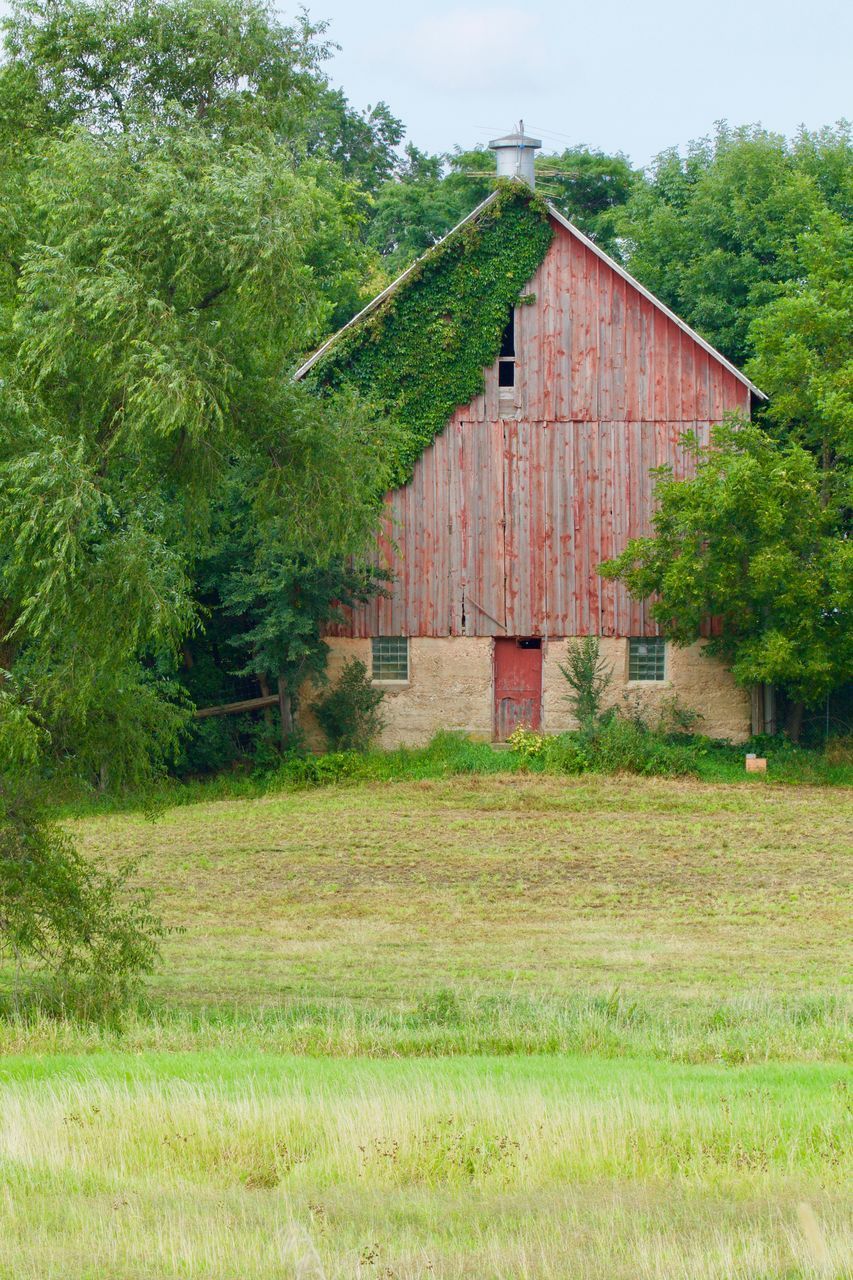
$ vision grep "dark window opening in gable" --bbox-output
[500,311,515,357]
[498,311,516,388]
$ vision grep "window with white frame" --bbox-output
[371,636,409,682]
[628,636,666,681]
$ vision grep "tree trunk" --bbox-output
[277,675,293,749]
[786,699,805,743]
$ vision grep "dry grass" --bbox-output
[70,773,851,1008]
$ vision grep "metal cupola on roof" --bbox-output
[488,121,541,187]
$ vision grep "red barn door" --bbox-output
[493,638,542,741]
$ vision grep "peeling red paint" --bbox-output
[329,220,750,640]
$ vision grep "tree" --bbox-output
[364,147,487,277]
[599,421,852,738]
[534,146,638,256]
[2,0,330,137]
[618,122,850,366]
[0,0,394,785]
[748,212,852,500]
[366,143,638,276]
[0,682,166,1015]
[558,637,613,733]
[312,658,385,752]
[188,419,397,750]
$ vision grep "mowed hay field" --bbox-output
[2,775,851,1279]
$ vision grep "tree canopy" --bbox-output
[0,0,404,786]
[617,122,852,367]
[600,422,852,732]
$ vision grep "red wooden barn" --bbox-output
[296,128,764,746]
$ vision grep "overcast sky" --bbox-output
[300,0,852,166]
[0,0,849,165]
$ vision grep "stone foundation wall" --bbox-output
[542,638,750,741]
[298,636,751,749]
[298,637,494,750]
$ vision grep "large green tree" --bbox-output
[618,122,851,367]
[748,211,852,500]
[0,0,396,785]
[600,422,852,738]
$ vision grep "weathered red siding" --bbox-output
[330,219,751,639]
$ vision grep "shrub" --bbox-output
[824,734,852,766]
[507,726,547,766]
[657,694,704,736]
[559,638,613,731]
[585,717,699,777]
[508,728,590,775]
[541,734,591,774]
[312,660,385,753]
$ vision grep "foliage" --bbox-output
[306,91,404,195]
[0,683,165,1016]
[582,717,699,777]
[365,150,480,276]
[656,694,704,736]
[0,0,330,136]
[312,184,554,482]
[312,659,385,752]
[600,420,852,719]
[532,145,639,255]
[367,143,638,277]
[508,726,590,774]
[748,210,852,498]
[558,637,614,732]
[0,0,396,786]
[0,793,165,1017]
[618,122,852,366]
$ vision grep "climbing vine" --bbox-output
[309,183,554,484]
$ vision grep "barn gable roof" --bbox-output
[295,183,765,401]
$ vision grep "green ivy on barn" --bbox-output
[308,183,554,484]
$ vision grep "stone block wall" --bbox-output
[298,637,494,749]
[542,637,750,741]
[298,635,751,750]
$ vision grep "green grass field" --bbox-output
[2,774,851,1277]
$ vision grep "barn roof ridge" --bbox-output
[294,184,766,400]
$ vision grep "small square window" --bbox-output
[371,636,409,682]
[628,636,666,681]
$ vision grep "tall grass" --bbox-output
[53,729,853,819]
[0,1054,849,1279]
[1,989,849,1064]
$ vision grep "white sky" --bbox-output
[299,0,852,165]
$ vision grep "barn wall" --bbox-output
[330,219,751,642]
[329,418,715,639]
[299,638,494,750]
[298,637,751,749]
[465,221,751,424]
